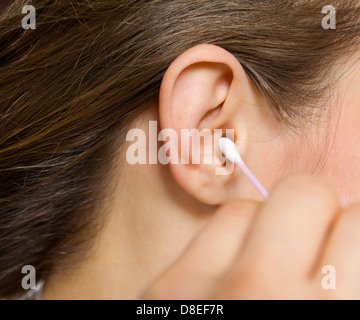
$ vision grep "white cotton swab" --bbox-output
[218,138,269,200]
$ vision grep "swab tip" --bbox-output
[218,137,243,164]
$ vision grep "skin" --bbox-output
[42,45,360,300]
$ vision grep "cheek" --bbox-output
[319,63,360,202]
[245,135,290,195]
[319,108,360,203]
[267,125,329,184]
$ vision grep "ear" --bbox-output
[159,44,279,205]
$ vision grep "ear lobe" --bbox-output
[159,44,266,205]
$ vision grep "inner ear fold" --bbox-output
[171,62,233,133]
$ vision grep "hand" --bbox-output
[143,175,360,300]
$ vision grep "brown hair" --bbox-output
[0,0,359,298]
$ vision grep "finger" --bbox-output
[317,203,360,299]
[235,175,341,281]
[142,200,259,300]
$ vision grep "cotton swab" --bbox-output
[218,137,269,200]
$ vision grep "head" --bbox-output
[1,0,360,299]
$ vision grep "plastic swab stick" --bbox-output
[218,138,269,200]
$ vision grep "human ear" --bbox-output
[159,44,278,205]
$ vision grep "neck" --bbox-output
[42,164,213,299]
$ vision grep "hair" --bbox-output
[0,0,359,298]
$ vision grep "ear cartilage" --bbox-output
[218,138,269,200]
